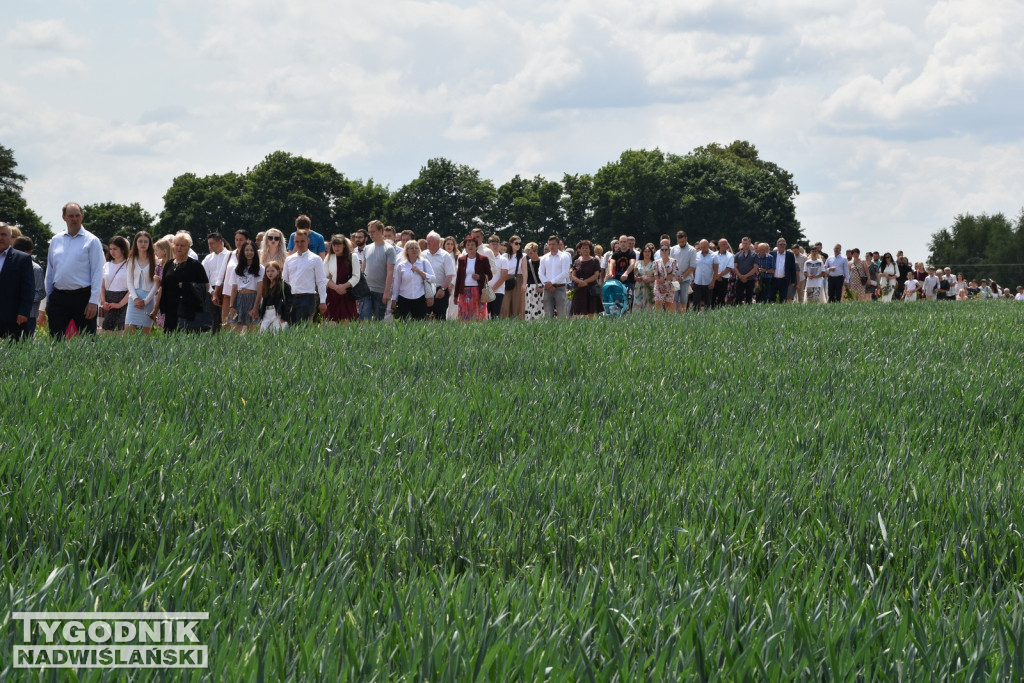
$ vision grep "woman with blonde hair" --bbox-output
[260,227,288,266]
[391,239,436,320]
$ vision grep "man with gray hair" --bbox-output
[423,230,455,319]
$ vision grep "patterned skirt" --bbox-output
[524,285,544,321]
[101,290,129,331]
[458,287,488,321]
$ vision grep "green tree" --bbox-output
[245,151,347,235]
[489,174,564,243]
[387,158,496,237]
[81,202,156,246]
[0,144,53,260]
[928,211,1024,287]
[158,171,250,241]
[561,173,594,247]
[334,178,391,234]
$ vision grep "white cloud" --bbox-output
[5,19,85,50]
[23,57,87,78]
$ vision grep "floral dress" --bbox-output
[849,260,867,297]
[651,258,679,303]
[633,260,656,311]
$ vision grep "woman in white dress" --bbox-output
[878,253,898,301]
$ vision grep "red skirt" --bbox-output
[325,289,357,321]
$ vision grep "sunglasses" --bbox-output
[512,241,521,245]
[266,236,280,241]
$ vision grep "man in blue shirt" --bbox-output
[42,203,105,338]
[286,215,327,257]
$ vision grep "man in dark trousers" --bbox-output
[766,237,797,303]
[0,222,36,340]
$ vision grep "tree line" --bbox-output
[3,140,1022,285]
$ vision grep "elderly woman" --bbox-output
[159,232,210,332]
[454,234,492,321]
[391,240,436,320]
[569,240,602,316]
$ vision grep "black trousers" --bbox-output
[712,279,730,307]
[0,321,27,341]
[48,287,96,339]
[767,278,790,303]
[396,295,428,320]
[827,276,846,302]
[289,294,317,324]
[734,278,755,304]
[487,293,504,320]
[429,290,450,319]
[691,283,712,311]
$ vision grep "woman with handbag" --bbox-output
[100,236,131,333]
[454,234,492,321]
[848,249,868,301]
[159,233,210,332]
[323,235,359,322]
[522,242,544,321]
[390,241,435,320]
[500,236,525,318]
[569,240,602,316]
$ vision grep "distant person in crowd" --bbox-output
[825,244,849,303]
[732,236,756,305]
[390,240,435,320]
[286,215,327,257]
[652,238,680,312]
[953,273,967,299]
[255,231,265,250]
[902,273,920,301]
[501,236,525,318]
[212,229,250,328]
[0,222,35,340]
[282,229,327,324]
[879,253,898,301]
[151,237,171,329]
[423,231,456,320]
[159,232,210,332]
[442,235,460,261]
[608,234,637,311]
[754,242,775,303]
[791,245,808,302]
[350,229,368,266]
[260,227,288,267]
[848,248,868,302]
[454,233,491,321]
[226,241,264,333]
[383,225,398,246]
[359,220,396,321]
[712,238,733,307]
[323,234,359,323]
[539,234,571,318]
[100,237,133,333]
[569,240,602,316]
[670,231,696,312]
[522,242,544,321]
[633,243,657,311]
[485,234,509,319]
[765,238,796,303]
[202,233,230,334]
[11,234,45,338]
[43,202,104,338]
[124,231,158,335]
[803,245,825,303]
[691,239,718,312]
[256,262,290,332]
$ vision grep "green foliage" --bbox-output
[928,211,1024,287]
[387,158,497,236]
[245,151,348,234]
[489,174,565,242]
[334,178,391,234]
[3,303,1024,679]
[81,202,157,245]
[0,143,53,260]
[158,171,250,239]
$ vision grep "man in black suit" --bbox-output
[0,222,36,340]
[766,237,797,303]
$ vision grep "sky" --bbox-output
[3,0,1023,258]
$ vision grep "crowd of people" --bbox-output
[2,204,1022,341]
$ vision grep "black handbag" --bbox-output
[588,280,601,297]
[351,271,370,299]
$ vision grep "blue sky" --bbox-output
[3,0,1023,258]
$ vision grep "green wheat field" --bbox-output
[2,301,1023,680]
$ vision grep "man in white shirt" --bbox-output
[712,238,734,308]
[1015,286,1024,301]
[824,244,850,303]
[282,229,327,323]
[202,233,230,334]
[42,202,105,338]
[538,235,571,318]
[423,231,456,320]
[670,231,697,312]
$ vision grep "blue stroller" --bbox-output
[601,279,629,317]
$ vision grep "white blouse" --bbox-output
[225,264,265,292]
[103,260,129,291]
[391,258,436,300]
[126,259,157,304]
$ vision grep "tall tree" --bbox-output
[387,158,495,237]
[561,173,594,247]
[245,151,347,235]
[928,211,1024,286]
[0,144,53,260]
[334,178,391,234]
[158,171,250,242]
[81,202,156,245]
[489,174,564,243]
